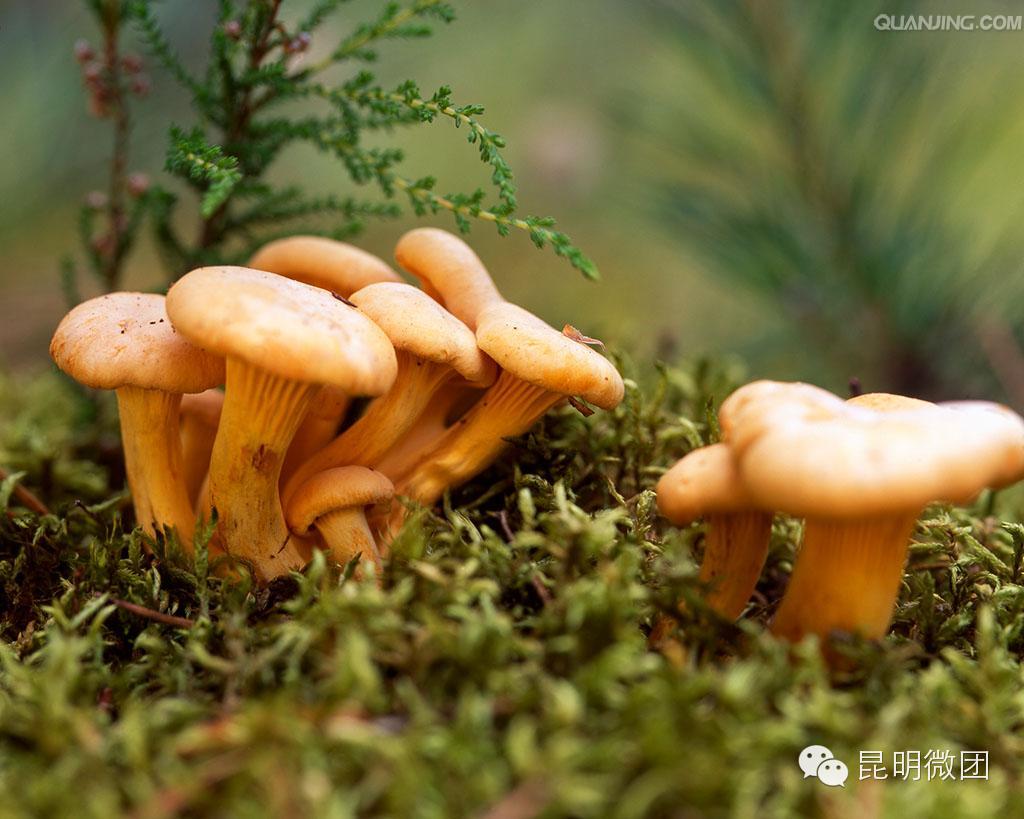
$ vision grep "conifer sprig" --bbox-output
[64,0,596,296]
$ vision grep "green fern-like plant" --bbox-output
[63,0,596,298]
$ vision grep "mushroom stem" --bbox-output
[283,352,454,506]
[396,370,562,508]
[770,513,918,643]
[180,391,223,507]
[205,358,316,579]
[375,383,484,483]
[315,508,383,572]
[700,511,774,619]
[117,386,196,545]
[281,387,351,484]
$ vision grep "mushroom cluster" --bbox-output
[657,380,1024,648]
[50,231,624,583]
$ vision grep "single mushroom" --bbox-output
[395,302,624,512]
[249,235,403,294]
[286,466,394,572]
[49,293,224,545]
[394,228,504,330]
[166,266,396,581]
[656,443,773,619]
[282,282,495,507]
[248,236,402,480]
[179,389,224,507]
[720,381,1024,645]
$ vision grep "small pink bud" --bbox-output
[127,173,150,197]
[73,39,94,63]
[85,191,108,210]
[223,20,242,39]
[121,53,143,73]
[83,62,103,83]
[131,75,151,97]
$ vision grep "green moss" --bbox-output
[1,362,1023,818]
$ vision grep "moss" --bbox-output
[0,361,1022,818]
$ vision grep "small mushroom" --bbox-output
[282,282,495,507]
[49,293,224,544]
[394,228,503,330]
[721,380,1024,645]
[248,236,400,479]
[656,443,773,619]
[396,302,624,511]
[179,389,224,507]
[286,467,394,572]
[166,266,397,581]
[249,235,402,294]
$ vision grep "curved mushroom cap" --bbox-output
[656,443,758,525]
[180,389,225,427]
[249,236,402,296]
[729,384,1024,517]
[50,292,224,393]
[847,392,933,412]
[394,228,504,330]
[719,380,840,451]
[286,466,394,534]
[350,282,496,386]
[474,302,624,410]
[167,266,397,395]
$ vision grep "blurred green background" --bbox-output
[4,0,1024,403]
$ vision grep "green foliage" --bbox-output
[3,362,1024,816]
[63,0,595,297]
[638,0,1024,398]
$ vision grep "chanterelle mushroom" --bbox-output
[396,301,624,512]
[721,380,1024,646]
[166,266,396,581]
[49,293,224,545]
[248,236,402,479]
[249,235,402,294]
[286,466,394,572]
[282,282,495,508]
[656,443,773,619]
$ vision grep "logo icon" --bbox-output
[799,745,848,787]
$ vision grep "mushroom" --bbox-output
[394,227,504,330]
[49,293,224,544]
[656,443,773,619]
[248,236,402,479]
[179,389,224,506]
[282,282,495,507]
[395,302,624,511]
[286,467,394,572]
[248,235,403,294]
[166,266,397,581]
[720,380,1024,645]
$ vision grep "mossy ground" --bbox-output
[1,361,1023,818]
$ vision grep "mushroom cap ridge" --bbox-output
[474,302,624,410]
[286,466,394,534]
[724,381,1024,517]
[166,266,397,395]
[350,282,495,386]
[656,443,758,524]
[249,235,402,296]
[49,292,224,393]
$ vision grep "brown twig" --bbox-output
[105,595,195,629]
[0,467,51,516]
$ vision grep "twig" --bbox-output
[104,595,195,629]
[0,467,51,516]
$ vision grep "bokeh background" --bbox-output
[4,0,1024,403]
